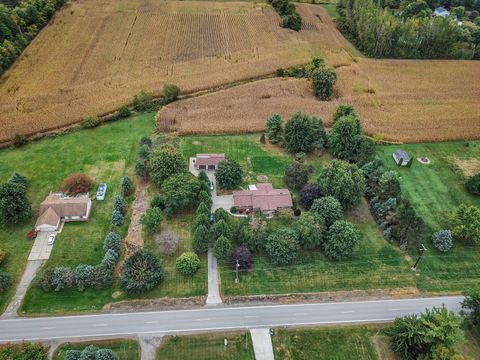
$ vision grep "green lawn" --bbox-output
[272,326,379,360]
[0,113,155,314]
[181,134,415,296]
[377,142,480,293]
[53,339,139,360]
[157,332,255,360]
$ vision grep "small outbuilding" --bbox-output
[393,149,411,166]
[194,154,225,170]
[433,7,450,17]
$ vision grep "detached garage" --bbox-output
[194,154,225,170]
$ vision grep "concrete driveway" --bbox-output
[28,231,55,261]
[207,172,234,212]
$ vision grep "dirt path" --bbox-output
[121,181,150,264]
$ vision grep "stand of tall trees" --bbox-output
[337,0,480,59]
[0,0,67,75]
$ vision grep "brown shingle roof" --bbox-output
[195,154,225,167]
[39,193,90,218]
[233,183,292,211]
[35,206,60,228]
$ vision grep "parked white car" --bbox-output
[47,234,56,246]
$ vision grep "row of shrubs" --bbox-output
[65,345,118,360]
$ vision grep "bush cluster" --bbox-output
[0,342,48,360]
[65,345,118,360]
[81,116,100,129]
[268,0,302,31]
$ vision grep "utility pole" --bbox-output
[412,244,427,270]
[235,259,240,283]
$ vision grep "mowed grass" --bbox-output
[377,142,480,293]
[157,332,255,360]
[272,326,379,360]
[0,113,155,315]
[181,134,416,296]
[53,339,139,360]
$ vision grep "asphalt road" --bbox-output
[0,296,463,342]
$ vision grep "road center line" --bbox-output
[195,318,210,321]
[145,321,159,324]
[93,324,108,327]
[293,313,308,316]
[341,311,355,314]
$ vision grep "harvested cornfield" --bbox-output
[0,0,354,142]
[157,59,480,143]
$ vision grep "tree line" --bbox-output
[0,0,67,76]
[337,0,480,59]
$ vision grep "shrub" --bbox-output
[12,133,28,147]
[101,249,119,270]
[231,246,253,270]
[0,248,5,265]
[230,206,237,214]
[265,228,300,265]
[140,207,163,233]
[216,158,243,189]
[0,271,12,292]
[121,176,134,197]
[111,210,124,227]
[9,172,28,188]
[148,145,185,187]
[92,265,114,289]
[138,144,151,159]
[81,116,100,128]
[61,173,92,195]
[199,190,212,209]
[214,235,233,260]
[379,170,401,201]
[192,224,210,254]
[73,264,95,292]
[113,195,127,215]
[432,230,453,252]
[214,208,230,224]
[312,67,337,100]
[118,104,131,118]
[140,136,153,147]
[154,229,180,255]
[163,83,180,104]
[0,182,32,226]
[299,183,322,210]
[38,268,55,292]
[276,68,285,77]
[133,90,154,111]
[211,219,230,241]
[462,291,480,330]
[391,199,424,249]
[150,195,166,210]
[27,229,37,240]
[121,249,164,295]
[310,196,343,227]
[284,162,309,190]
[294,212,324,249]
[324,220,361,261]
[176,252,201,276]
[52,266,74,291]
[332,104,357,124]
[450,204,480,244]
[466,173,480,196]
[103,231,121,253]
[281,11,302,31]
[265,114,283,144]
[65,350,81,360]
[318,160,365,209]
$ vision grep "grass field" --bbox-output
[272,326,379,360]
[157,332,255,360]
[272,325,480,360]
[377,142,480,293]
[53,339,139,360]
[0,0,355,142]
[181,134,416,296]
[0,113,155,315]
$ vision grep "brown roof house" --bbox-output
[35,192,92,232]
[233,183,292,216]
[194,154,225,170]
